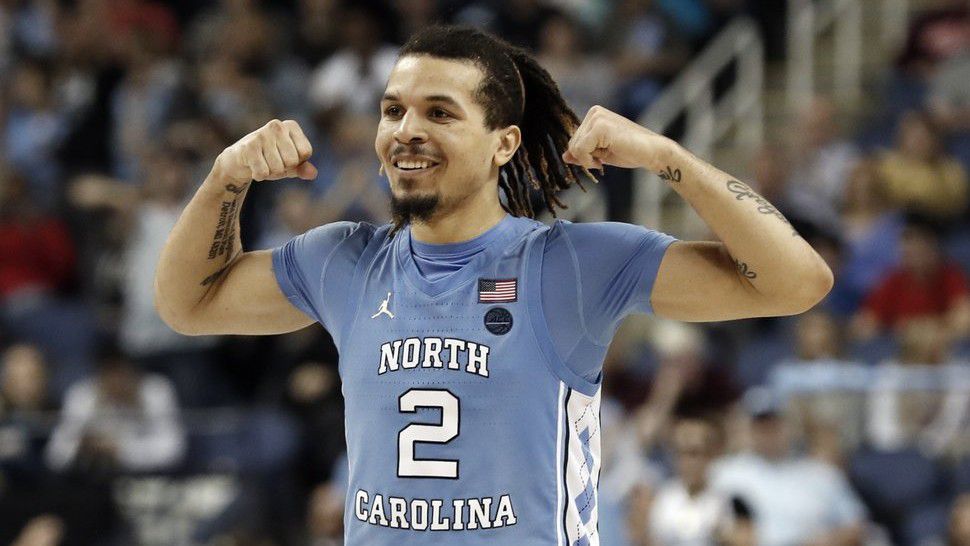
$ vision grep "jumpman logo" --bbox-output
[371,292,395,319]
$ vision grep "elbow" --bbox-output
[153,278,203,336]
[784,259,835,315]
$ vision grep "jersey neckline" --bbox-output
[396,214,525,298]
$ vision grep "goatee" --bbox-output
[391,193,440,227]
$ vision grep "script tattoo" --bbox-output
[658,165,682,183]
[200,249,241,287]
[725,180,799,237]
[207,182,249,260]
[733,258,757,279]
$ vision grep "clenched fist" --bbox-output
[214,119,318,183]
[562,105,674,172]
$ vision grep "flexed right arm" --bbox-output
[154,120,319,336]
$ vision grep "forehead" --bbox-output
[384,56,485,105]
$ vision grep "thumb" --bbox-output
[562,150,579,165]
[296,161,318,180]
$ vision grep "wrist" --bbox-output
[639,135,683,173]
[206,156,252,194]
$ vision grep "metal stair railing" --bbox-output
[632,17,764,237]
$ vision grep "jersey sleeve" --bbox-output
[561,221,677,344]
[271,221,367,339]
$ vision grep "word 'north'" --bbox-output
[378,337,491,378]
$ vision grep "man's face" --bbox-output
[671,420,716,491]
[751,415,790,460]
[375,55,516,223]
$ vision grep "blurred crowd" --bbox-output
[0,0,968,545]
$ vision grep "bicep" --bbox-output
[650,241,779,321]
[190,250,315,335]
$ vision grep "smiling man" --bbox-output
[155,26,832,546]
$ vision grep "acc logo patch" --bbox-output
[484,307,513,335]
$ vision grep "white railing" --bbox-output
[633,17,764,236]
[787,0,909,112]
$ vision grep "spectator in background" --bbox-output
[786,97,860,229]
[307,112,388,225]
[109,30,182,181]
[771,311,867,466]
[896,1,969,81]
[304,481,345,546]
[308,6,397,123]
[8,515,64,546]
[186,0,279,70]
[2,59,69,210]
[751,144,794,215]
[536,12,616,116]
[946,494,970,546]
[0,167,76,315]
[866,317,970,458]
[45,339,185,474]
[605,0,688,118]
[493,0,560,51]
[196,53,275,139]
[631,321,739,454]
[628,416,755,546]
[851,213,970,342]
[294,0,341,65]
[68,149,219,405]
[878,111,968,221]
[838,159,903,314]
[0,344,54,486]
[388,0,441,46]
[711,388,868,546]
[927,49,970,135]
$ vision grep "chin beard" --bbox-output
[391,193,440,228]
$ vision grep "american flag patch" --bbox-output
[479,278,517,303]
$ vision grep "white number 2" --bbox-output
[398,389,460,479]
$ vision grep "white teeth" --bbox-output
[395,160,435,170]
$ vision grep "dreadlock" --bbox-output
[398,25,595,220]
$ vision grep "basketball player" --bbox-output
[155,26,832,546]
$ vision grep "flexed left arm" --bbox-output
[563,106,833,321]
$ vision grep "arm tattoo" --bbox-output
[733,258,757,279]
[200,249,241,287]
[199,182,249,291]
[658,165,682,183]
[725,180,799,237]
[206,182,250,260]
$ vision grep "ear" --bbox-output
[493,125,521,167]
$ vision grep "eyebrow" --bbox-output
[381,93,463,110]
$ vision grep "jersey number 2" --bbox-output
[398,389,460,479]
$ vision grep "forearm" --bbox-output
[154,162,251,330]
[657,142,832,305]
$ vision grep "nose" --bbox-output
[393,110,428,144]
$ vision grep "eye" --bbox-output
[383,105,403,117]
[430,107,451,119]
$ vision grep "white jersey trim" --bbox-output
[561,386,601,546]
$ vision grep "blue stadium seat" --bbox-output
[954,456,970,494]
[184,409,299,475]
[734,333,795,387]
[902,501,950,546]
[850,448,942,522]
[944,225,970,276]
[848,334,898,365]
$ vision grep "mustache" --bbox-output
[390,144,442,160]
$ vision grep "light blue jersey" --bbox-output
[272,215,675,545]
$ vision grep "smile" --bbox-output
[393,159,440,171]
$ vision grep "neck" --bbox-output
[410,187,507,244]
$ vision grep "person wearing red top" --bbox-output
[0,169,76,305]
[851,213,970,341]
